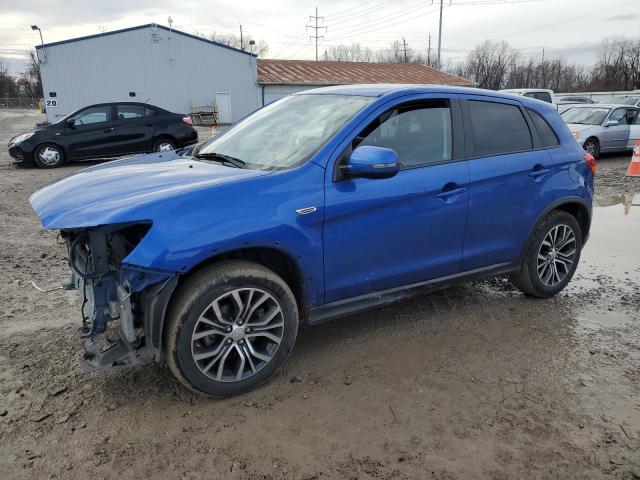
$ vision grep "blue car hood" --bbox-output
[30,152,271,229]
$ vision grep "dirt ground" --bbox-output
[1,109,639,480]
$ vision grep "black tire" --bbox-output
[153,138,176,152]
[165,261,299,398]
[33,143,64,168]
[583,137,600,159]
[509,210,582,298]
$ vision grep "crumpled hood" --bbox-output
[30,152,270,229]
[566,123,598,135]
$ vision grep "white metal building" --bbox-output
[36,24,260,123]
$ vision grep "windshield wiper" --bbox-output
[194,152,246,168]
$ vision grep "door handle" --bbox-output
[436,186,466,201]
[529,167,550,179]
[103,127,114,133]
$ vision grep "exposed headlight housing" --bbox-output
[11,132,35,145]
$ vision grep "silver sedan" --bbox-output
[561,104,640,158]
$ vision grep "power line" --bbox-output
[307,6,327,61]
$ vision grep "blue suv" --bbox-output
[30,85,595,397]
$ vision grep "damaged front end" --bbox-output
[62,223,177,371]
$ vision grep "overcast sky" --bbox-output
[1,0,638,74]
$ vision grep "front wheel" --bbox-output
[165,261,299,397]
[509,210,582,298]
[33,143,64,168]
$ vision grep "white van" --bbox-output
[500,89,557,109]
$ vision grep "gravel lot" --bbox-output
[1,109,639,479]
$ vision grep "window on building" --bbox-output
[468,100,533,157]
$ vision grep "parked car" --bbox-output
[30,85,595,397]
[500,88,556,108]
[557,96,594,104]
[556,96,595,114]
[8,102,198,168]
[561,104,640,158]
[598,95,640,107]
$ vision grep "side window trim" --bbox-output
[460,96,537,159]
[332,96,465,182]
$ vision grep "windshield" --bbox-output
[561,107,610,125]
[606,96,639,106]
[197,94,373,170]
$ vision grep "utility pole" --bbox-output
[307,6,326,61]
[541,47,546,87]
[239,24,244,50]
[437,0,444,69]
[427,33,431,66]
[402,37,408,63]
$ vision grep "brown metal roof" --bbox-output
[257,59,473,86]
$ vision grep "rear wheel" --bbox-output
[153,139,176,152]
[33,143,64,168]
[583,137,600,159]
[165,261,299,397]
[509,210,582,298]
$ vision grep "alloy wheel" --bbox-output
[157,142,174,152]
[536,224,576,286]
[584,141,597,156]
[190,288,284,382]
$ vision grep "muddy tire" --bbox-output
[165,261,299,398]
[583,137,600,159]
[509,210,582,298]
[33,143,64,168]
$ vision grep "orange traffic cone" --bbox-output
[627,141,640,177]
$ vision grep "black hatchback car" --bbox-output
[8,102,198,168]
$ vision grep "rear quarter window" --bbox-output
[468,100,533,157]
[527,109,559,148]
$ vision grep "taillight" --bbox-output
[584,152,596,175]
[182,116,193,126]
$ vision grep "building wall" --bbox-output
[37,26,260,123]
[261,84,326,106]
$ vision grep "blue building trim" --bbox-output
[35,23,258,58]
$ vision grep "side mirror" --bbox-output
[65,117,76,129]
[344,145,399,179]
[604,119,619,127]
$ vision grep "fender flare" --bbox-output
[519,196,591,260]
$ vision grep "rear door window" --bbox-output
[117,104,147,120]
[527,109,559,148]
[468,100,533,157]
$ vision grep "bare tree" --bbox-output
[0,59,19,98]
[16,50,42,98]
[206,31,269,57]
[459,40,519,89]
[591,36,640,90]
[324,43,374,62]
